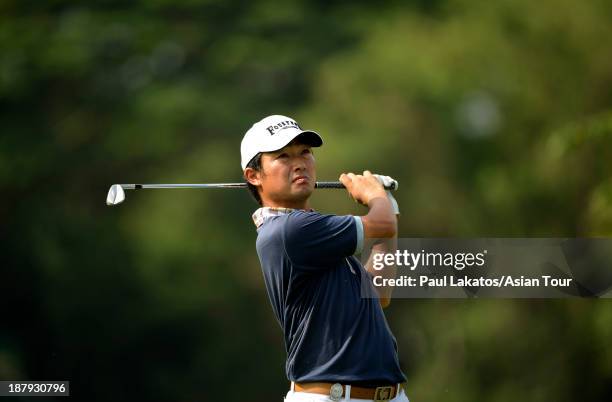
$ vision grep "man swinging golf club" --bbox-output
[242,115,408,402]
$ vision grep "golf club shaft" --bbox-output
[118,181,398,190]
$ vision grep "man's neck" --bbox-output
[262,199,311,210]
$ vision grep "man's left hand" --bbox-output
[374,174,400,215]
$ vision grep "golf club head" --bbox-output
[106,184,125,206]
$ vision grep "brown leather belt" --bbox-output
[294,382,402,401]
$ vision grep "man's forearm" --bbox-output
[361,196,397,238]
[365,234,397,307]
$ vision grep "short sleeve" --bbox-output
[283,211,358,270]
[353,216,364,255]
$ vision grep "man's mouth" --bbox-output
[292,176,309,184]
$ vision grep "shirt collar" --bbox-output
[252,207,313,228]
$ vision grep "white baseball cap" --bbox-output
[240,115,323,170]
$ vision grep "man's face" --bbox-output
[251,140,316,208]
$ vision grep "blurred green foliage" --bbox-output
[1,0,611,401]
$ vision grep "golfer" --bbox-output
[242,115,408,402]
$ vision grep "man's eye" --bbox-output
[302,149,311,155]
[277,153,288,159]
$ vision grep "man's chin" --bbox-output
[267,186,314,208]
[292,188,313,201]
[285,187,313,204]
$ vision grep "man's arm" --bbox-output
[339,171,398,307]
[362,234,397,308]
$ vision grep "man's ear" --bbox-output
[244,167,262,186]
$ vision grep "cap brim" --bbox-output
[258,129,323,154]
[295,131,323,147]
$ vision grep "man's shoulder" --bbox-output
[255,212,311,259]
[257,211,306,240]
[258,210,325,230]
[257,209,353,243]
[282,210,340,234]
[257,210,359,268]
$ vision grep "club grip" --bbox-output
[315,181,345,189]
[315,181,398,191]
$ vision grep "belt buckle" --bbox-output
[330,383,344,401]
[374,385,394,402]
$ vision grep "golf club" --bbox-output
[106,180,399,206]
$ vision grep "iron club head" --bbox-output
[106,184,126,206]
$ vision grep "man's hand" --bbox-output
[340,170,396,239]
[339,170,388,206]
[373,174,400,215]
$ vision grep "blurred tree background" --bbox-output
[1,0,611,401]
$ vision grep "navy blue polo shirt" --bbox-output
[254,209,406,386]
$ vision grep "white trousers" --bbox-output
[283,382,410,402]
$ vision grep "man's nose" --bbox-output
[292,156,306,171]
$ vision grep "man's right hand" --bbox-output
[339,170,388,206]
